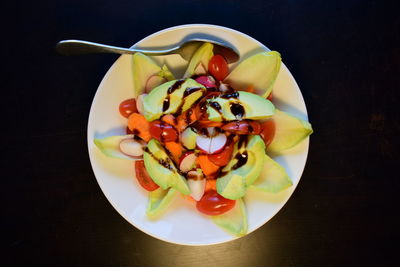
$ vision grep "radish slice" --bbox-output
[119,138,144,157]
[145,75,166,93]
[196,135,212,153]
[136,93,147,114]
[196,132,227,154]
[209,133,227,154]
[195,75,216,88]
[179,152,197,173]
[187,170,206,201]
[219,83,230,93]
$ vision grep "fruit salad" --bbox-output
[94,43,313,236]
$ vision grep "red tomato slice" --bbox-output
[260,119,276,147]
[134,160,159,191]
[208,55,229,81]
[207,141,234,166]
[196,190,236,215]
[119,98,138,118]
[149,120,178,142]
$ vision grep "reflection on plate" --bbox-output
[87,24,309,245]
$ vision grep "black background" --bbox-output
[3,0,399,266]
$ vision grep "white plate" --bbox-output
[87,24,310,245]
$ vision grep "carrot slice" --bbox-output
[198,120,223,127]
[161,114,177,127]
[176,108,198,132]
[182,194,196,203]
[245,84,255,93]
[127,113,151,142]
[197,155,220,177]
[165,141,184,164]
[205,179,216,191]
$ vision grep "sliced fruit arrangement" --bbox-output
[94,43,313,237]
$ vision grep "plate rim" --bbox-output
[87,23,310,246]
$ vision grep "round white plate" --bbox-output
[87,24,310,245]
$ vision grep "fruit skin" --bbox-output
[250,154,292,193]
[143,78,206,121]
[210,198,247,236]
[267,109,313,153]
[216,135,266,200]
[143,139,190,195]
[183,43,214,78]
[207,91,275,122]
[224,51,281,98]
[146,187,178,219]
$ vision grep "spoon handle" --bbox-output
[56,40,177,56]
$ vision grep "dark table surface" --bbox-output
[3,0,399,266]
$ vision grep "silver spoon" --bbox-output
[56,38,240,63]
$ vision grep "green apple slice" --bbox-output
[268,109,313,153]
[181,127,198,149]
[207,91,275,122]
[217,135,266,200]
[143,78,205,121]
[132,53,162,96]
[132,53,176,97]
[251,154,292,193]
[143,139,191,195]
[183,43,214,78]
[146,187,178,219]
[224,51,281,97]
[160,64,175,81]
[94,134,137,160]
[211,198,248,236]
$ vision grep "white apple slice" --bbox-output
[179,152,197,173]
[119,138,145,157]
[136,93,147,115]
[145,75,166,93]
[187,170,206,201]
[196,132,227,154]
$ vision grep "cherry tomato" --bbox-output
[267,92,273,101]
[208,55,229,81]
[207,141,234,166]
[260,119,276,147]
[119,98,138,118]
[135,160,160,191]
[196,190,236,215]
[222,120,262,135]
[149,120,178,142]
